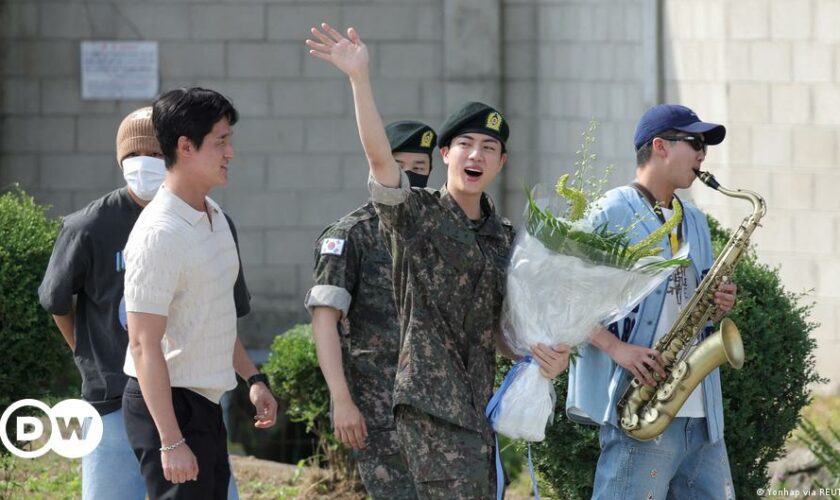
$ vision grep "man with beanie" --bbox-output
[304,120,435,499]
[121,87,275,500]
[39,107,249,500]
[566,104,738,499]
[35,109,147,498]
[307,24,570,498]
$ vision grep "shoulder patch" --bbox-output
[320,237,346,256]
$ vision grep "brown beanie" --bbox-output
[115,107,161,166]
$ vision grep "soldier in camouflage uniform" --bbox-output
[305,121,437,499]
[307,23,571,499]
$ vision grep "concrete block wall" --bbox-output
[664,0,840,393]
[501,0,656,221]
[1,0,507,349]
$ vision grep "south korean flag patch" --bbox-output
[320,237,345,256]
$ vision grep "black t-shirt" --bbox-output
[38,187,251,415]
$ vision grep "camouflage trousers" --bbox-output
[353,429,417,500]
[394,404,495,500]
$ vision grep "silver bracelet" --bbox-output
[159,437,186,452]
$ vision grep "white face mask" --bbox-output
[121,156,166,201]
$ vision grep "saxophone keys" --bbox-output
[621,414,639,430]
[640,385,656,401]
[643,408,659,423]
[673,361,689,379]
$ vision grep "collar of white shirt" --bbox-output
[156,185,222,228]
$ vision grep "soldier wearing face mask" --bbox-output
[38,107,249,500]
[386,121,435,189]
[304,121,435,500]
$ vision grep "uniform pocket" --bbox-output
[360,251,393,290]
[432,236,469,271]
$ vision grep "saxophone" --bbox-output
[617,170,767,441]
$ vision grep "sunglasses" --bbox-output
[657,135,707,153]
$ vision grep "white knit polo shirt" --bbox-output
[123,186,238,403]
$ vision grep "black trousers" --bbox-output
[122,378,230,500]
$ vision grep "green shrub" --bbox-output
[506,215,824,499]
[0,189,77,433]
[263,324,329,436]
[710,217,825,497]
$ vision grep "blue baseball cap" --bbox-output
[634,104,726,151]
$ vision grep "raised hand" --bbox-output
[306,23,369,79]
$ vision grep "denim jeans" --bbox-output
[593,418,735,500]
[81,408,146,500]
[82,408,240,500]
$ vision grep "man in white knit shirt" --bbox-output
[121,87,277,500]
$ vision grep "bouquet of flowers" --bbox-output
[487,126,689,442]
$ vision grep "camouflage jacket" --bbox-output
[305,202,402,454]
[369,172,514,443]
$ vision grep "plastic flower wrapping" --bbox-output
[486,135,690,442]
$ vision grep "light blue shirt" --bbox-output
[565,185,725,443]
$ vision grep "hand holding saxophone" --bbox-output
[713,282,737,316]
[591,327,666,386]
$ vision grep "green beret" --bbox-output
[385,121,437,157]
[437,102,509,151]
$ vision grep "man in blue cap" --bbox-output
[566,104,738,499]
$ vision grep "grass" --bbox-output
[0,453,81,500]
[239,480,301,499]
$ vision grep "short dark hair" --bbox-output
[152,87,239,168]
[636,142,653,166]
[635,128,678,167]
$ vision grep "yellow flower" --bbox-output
[554,174,588,222]
[629,197,683,257]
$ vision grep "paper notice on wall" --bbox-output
[81,41,159,100]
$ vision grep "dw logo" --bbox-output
[0,399,103,459]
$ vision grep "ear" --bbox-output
[499,152,508,170]
[176,136,194,161]
[651,137,669,158]
[439,146,450,165]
